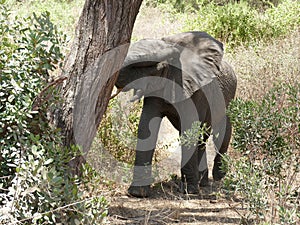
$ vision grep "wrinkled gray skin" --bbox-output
[115,31,237,197]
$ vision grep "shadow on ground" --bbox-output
[105,178,249,225]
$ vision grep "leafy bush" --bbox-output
[0,3,65,190]
[179,121,210,148]
[98,97,142,165]
[0,3,107,224]
[145,0,208,12]
[181,0,300,47]
[146,0,283,13]
[10,0,84,37]
[224,83,300,224]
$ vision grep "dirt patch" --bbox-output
[104,179,247,225]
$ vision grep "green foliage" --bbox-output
[179,121,210,148]
[9,0,85,37]
[183,0,300,47]
[98,98,142,164]
[145,0,209,12]
[151,0,299,47]
[0,3,107,224]
[224,83,300,224]
[98,97,171,165]
[146,0,283,13]
[0,3,65,189]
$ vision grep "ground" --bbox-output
[89,109,248,224]
[104,180,245,225]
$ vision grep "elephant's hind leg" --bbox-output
[213,115,232,181]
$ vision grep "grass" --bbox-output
[225,30,300,100]
[7,0,84,37]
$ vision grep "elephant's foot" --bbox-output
[179,182,199,194]
[128,185,150,198]
[212,162,226,181]
[199,169,209,187]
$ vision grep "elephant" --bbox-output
[114,31,237,197]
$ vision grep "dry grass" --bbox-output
[132,4,185,40]
[225,29,300,100]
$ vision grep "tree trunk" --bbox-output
[54,0,143,173]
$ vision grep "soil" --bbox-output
[103,179,247,225]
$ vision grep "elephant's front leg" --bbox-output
[178,93,210,194]
[128,97,163,197]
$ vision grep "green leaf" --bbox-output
[52,176,63,184]
[32,145,38,155]
[44,158,53,165]
[7,95,14,102]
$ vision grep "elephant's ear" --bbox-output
[123,39,180,68]
[163,32,224,98]
[116,39,179,96]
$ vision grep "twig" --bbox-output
[144,210,152,225]
[18,194,104,223]
[0,175,11,179]
[32,76,67,111]
[0,187,9,191]
[113,215,130,220]
[227,201,250,225]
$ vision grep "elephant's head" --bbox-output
[114,31,226,102]
[115,39,180,90]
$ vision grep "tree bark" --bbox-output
[54,0,143,172]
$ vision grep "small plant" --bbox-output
[98,97,142,164]
[12,0,85,37]
[179,121,210,148]
[224,83,300,224]
[97,96,173,166]
[0,3,66,191]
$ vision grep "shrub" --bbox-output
[225,29,300,101]
[0,2,107,224]
[10,0,84,37]
[224,83,300,224]
[98,97,142,165]
[182,0,300,47]
[0,3,66,190]
[146,0,283,12]
[179,121,210,148]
